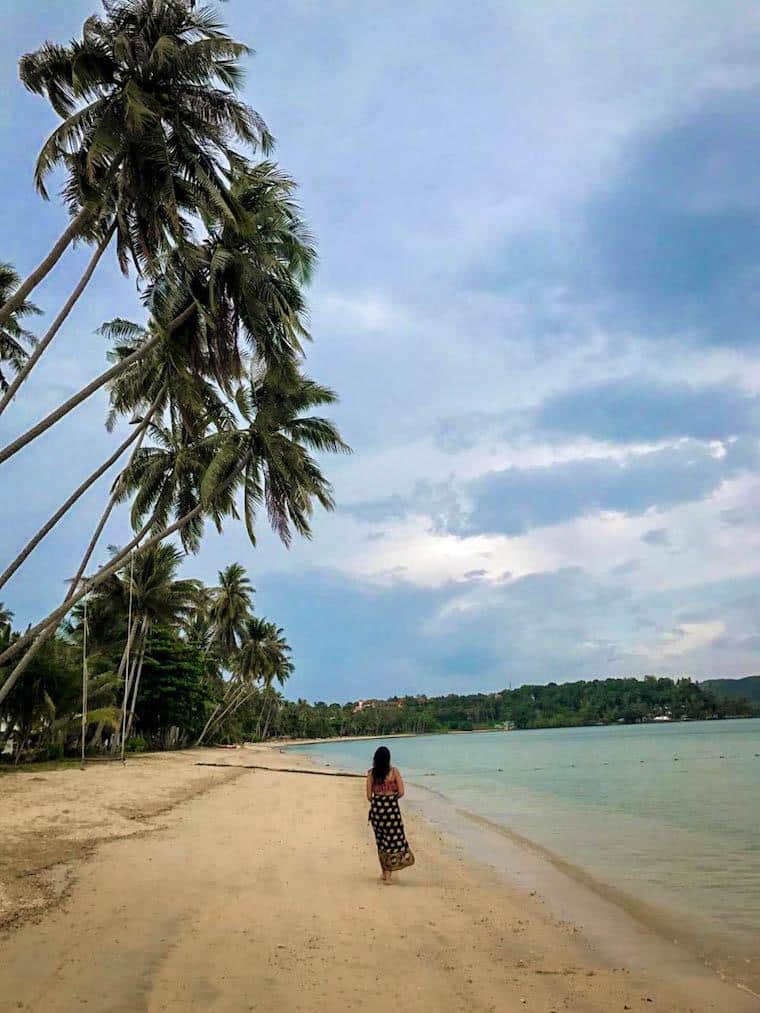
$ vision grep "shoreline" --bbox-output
[0,743,758,1011]
[292,739,760,1005]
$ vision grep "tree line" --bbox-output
[0,0,347,752]
[229,676,756,742]
[1,561,293,763]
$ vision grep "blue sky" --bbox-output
[1,1,759,701]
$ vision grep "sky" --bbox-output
[1,1,759,702]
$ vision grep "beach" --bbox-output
[1,745,757,1013]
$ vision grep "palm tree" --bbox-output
[236,618,291,689]
[0,227,116,417]
[0,392,162,592]
[121,542,200,742]
[0,263,41,395]
[78,542,200,746]
[0,602,13,633]
[0,294,240,590]
[0,0,270,338]
[203,163,316,369]
[205,358,350,548]
[54,312,235,593]
[209,563,254,659]
[0,163,315,463]
[197,615,292,745]
[0,364,348,703]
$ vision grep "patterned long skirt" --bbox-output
[368,793,415,872]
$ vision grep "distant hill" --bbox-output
[702,676,760,705]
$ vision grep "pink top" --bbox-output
[371,768,400,795]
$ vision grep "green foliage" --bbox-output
[702,676,760,708]
[226,676,754,742]
[135,626,210,747]
[0,263,41,392]
[2,557,293,762]
[0,629,117,764]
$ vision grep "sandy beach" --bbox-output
[1,745,757,1013]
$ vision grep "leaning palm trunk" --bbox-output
[0,223,115,415]
[0,206,91,330]
[0,302,194,465]
[1,414,159,694]
[124,636,147,744]
[0,396,159,590]
[114,616,146,755]
[195,685,240,746]
[261,696,279,740]
[254,694,266,739]
[88,721,104,751]
[196,683,251,745]
[0,500,206,704]
[66,393,163,601]
[196,700,224,746]
[0,331,162,465]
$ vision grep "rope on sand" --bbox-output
[195,762,365,778]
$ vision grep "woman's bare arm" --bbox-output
[366,771,373,802]
[394,768,405,798]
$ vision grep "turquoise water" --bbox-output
[290,720,760,963]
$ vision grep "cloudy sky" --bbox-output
[2,1,759,701]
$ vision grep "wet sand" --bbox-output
[1,745,757,1012]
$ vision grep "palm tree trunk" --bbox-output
[0,332,162,466]
[115,616,145,755]
[88,720,104,751]
[198,688,242,745]
[65,390,163,602]
[254,693,266,739]
[0,427,246,705]
[124,632,148,743]
[0,301,194,466]
[0,499,205,699]
[0,222,116,415]
[0,512,158,695]
[196,700,224,746]
[218,687,257,738]
[0,404,156,591]
[197,684,249,745]
[0,206,91,330]
[261,697,276,739]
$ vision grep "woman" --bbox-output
[367,746,414,883]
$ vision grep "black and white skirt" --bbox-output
[368,793,415,871]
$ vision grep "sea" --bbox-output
[289,719,760,993]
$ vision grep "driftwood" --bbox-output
[195,761,365,778]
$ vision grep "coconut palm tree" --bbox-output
[197,615,292,745]
[111,542,200,743]
[0,226,116,417]
[0,0,270,336]
[0,392,162,592]
[0,602,13,634]
[0,364,348,703]
[0,263,41,395]
[0,293,196,465]
[0,163,315,463]
[203,162,316,369]
[0,295,242,591]
[208,563,254,659]
[236,618,292,689]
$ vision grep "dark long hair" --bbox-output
[372,746,391,784]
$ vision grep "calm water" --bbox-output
[291,720,760,961]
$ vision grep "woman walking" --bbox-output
[367,746,414,883]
